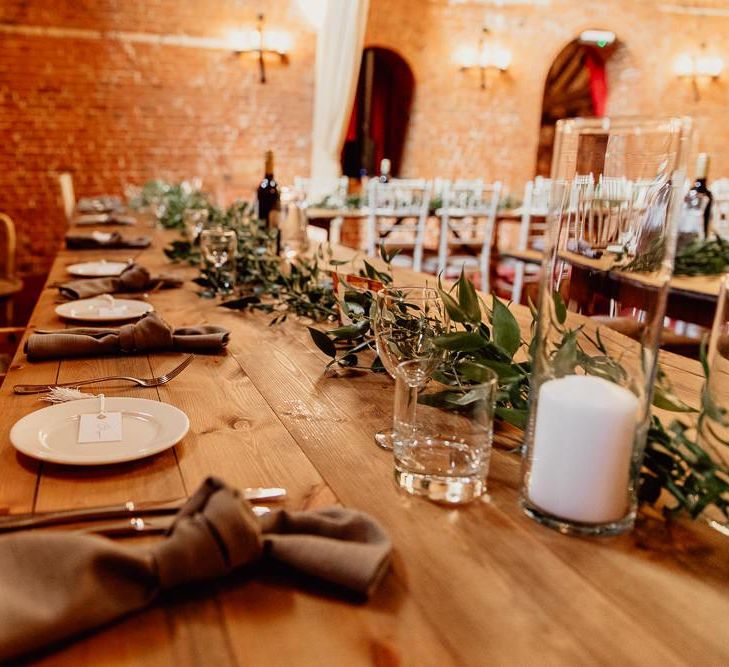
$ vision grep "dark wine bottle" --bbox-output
[688,153,713,237]
[257,150,281,252]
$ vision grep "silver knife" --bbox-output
[76,506,271,538]
[0,488,285,533]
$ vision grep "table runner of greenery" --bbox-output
[151,181,729,527]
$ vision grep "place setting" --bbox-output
[2,1,729,663]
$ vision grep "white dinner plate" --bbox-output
[66,261,129,277]
[55,297,153,322]
[10,397,189,465]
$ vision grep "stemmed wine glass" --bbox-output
[200,228,237,295]
[372,286,449,450]
[183,208,209,243]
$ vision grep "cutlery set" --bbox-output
[0,487,286,537]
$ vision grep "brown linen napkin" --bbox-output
[25,312,229,360]
[65,232,151,250]
[58,263,183,300]
[0,477,392,662]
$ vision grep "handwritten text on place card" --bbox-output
[78,412,123,443]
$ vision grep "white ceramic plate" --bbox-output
[55,297,153,322]
[10,397,189,465]
[66,261,129,277]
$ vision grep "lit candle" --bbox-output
[527,375,640,524]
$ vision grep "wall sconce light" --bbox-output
[455,27,511,89]
[230,14,291,83]
[673,43,723,99]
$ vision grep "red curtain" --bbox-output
[584,48,607,117]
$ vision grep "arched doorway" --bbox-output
[536,34,617,176]
[341,47,415,178]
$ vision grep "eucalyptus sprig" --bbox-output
[674,236,729,276]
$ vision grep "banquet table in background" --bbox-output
[0,228,727,665]
[500,246,726,327]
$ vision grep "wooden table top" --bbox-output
[1,229,728,665]
[500,246,727,299]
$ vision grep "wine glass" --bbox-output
[372,286,449,450]
[183,208,209,243]
[200,228,237,295]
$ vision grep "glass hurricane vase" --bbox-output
[520,116,693,536]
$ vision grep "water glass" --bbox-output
[393,359,497,504]
[183,208,209,243]
[200,228,237,295]
[279,188,309,259]
[372,286,449,450]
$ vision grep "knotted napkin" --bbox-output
[25,312,229,361]
[66,232,151,250]
[0,477,392,662]
[77,196,123,213]
[58,263,183,300]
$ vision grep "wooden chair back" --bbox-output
[366,179,432,272]
[59,172,76,223]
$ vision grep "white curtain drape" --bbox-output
[309,0,370,200]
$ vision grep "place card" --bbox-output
[78,411,123,443]
[78,394,123,443]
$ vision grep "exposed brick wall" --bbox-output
[365,0,729,196]
[1,0,729,277]
[0,0,315,275]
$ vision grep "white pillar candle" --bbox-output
[528,375,640,524]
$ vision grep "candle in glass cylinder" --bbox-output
[527,375,640,524]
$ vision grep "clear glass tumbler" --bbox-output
[393,359,497,504]
[521,116,693,536]
[372,287,449,450]
[200,228,237,295]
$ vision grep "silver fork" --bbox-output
[13,355,195,395]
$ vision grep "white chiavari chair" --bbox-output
[508,178,552,304]
[432,179,501,292]
[366,179,432,271]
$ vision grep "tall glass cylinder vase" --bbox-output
[698,276,729,534]
[521,116,693,536]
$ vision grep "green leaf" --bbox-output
[219,295,261,309]
[553,291,567,324]
[438,288,469,324]
[491,296,521,358]
[431,331,487,351]
[327,319,370,339]
[653,375,696,413]
[456,269,482,323]
[379,241,401,264]
[307,327,337,358]
[552,330,578,377]
[456,360,498,384]
[495,407,528,430]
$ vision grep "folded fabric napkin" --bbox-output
[58,263,183,300]
[25,312,229,361]
[74,213,137,226]
[76,195,123,213]
[66,232,151,250]
[0,477,392,662]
